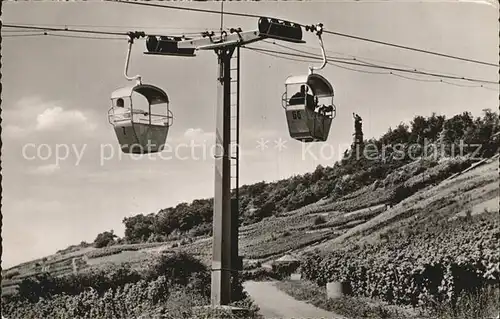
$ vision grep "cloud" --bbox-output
[29,164,61,175]
[35,106,96,132]
[183,128,215,144]
[3,96,96,138]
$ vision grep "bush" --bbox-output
[145,251,208,287]
[272,261,300,279]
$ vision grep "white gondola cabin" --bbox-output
[108,34,174,154]
[282,73,336,142]
[109,84,173,153]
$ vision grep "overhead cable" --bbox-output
[243,46,498,85]
[248,47,498,91]
[106,0,499,67]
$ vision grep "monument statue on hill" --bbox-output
[352,112,364,155]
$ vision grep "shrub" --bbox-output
[272,261,300,279]
[145,251,208,287]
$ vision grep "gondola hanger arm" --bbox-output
[124,32,145,85]
[308,23,327,75]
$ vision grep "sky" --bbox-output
[1,1,498,268]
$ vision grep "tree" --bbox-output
[93,230,117,248]
[410,113,446,143]
[381,123,410,146]
[410,115,428,144]
[474,109,500,157]
[443,112,474,142]
[123,214,154,242]
[426,112,446,140]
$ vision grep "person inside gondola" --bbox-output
[289,85,315,110]
[116,98,124,108]
[114,98,130,119]
[317,104,334,116]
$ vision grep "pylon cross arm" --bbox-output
[178,30,264,50]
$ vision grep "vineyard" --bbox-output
[301,203,499,310]
[291,157,500,319]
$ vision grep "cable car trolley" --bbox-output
[281,23,336,143]
[108,33,173,154]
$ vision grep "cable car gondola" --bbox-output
[281,23,336,143]
[108,36,173,154]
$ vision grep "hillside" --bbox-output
[293,157,499,318]
[2,109,499,318]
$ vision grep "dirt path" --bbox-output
[244,281,345,319]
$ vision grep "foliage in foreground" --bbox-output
[2,252,262,319]
[6,252,208,304]
[427,285,500,319]
[3,280,262,319]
